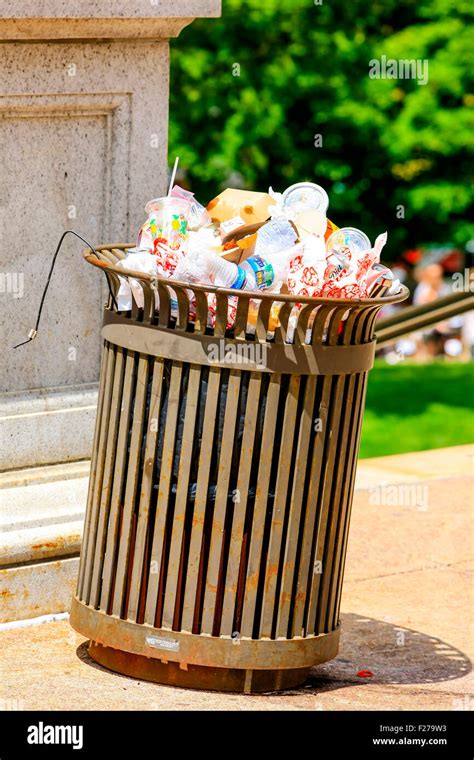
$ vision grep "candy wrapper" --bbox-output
[286,234,327,297]
[287,229,389,300]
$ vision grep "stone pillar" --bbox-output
[0,1,220,470]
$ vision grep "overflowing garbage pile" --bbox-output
[116,176,400,323]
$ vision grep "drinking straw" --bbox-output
[168,156,179,196]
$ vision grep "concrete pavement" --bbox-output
[1,446,472,710]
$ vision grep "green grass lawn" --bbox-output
[359,360,474,459]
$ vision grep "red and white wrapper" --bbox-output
[286,235,327,298]
[206,293,238,330]
[287,231,389,300]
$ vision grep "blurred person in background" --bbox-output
[413,263,462,359]
[460,268,474,360]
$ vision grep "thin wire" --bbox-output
[13,230,118,349]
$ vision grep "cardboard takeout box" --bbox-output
[220,221,265,263]
[207,188,276,226]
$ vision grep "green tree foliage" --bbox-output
[169,0,473,257]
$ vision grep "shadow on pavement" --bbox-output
[74,612,471,696]
[290,612,472,695]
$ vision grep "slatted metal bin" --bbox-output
[70,244,407,693]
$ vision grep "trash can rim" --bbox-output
[83,244,410,307]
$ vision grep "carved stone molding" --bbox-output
[0,0,221,40]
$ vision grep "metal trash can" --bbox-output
[70,243,407,693]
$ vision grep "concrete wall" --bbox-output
[0,1,221,470]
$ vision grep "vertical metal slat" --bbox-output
[180,367,221,632]
[325,371,364,631]
[220,371,262,636]
[161,364,201,629]
[333,372,369,625]
[111,353,149,617]
[240,375,281,638]
[315,372,355,633]
[78,342,115,600]
[200,369,242,635]
[87,348,125,607]
[126,358,165,621]
[290,374,332,637]
[275,375,317,638]
[259,375,300,638]
[99,349,137,612]
[77,341,109,596]
[305,373,346,634]
[144,361,183,627]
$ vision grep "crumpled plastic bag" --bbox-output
[116,252,159,311]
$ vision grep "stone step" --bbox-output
[0,384,97,472]
[0,459,91,490]
[0,460,89,622]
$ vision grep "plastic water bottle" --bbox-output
[241,255,275,290]
[210,255,276,291]
[175,245,305,292]
[211,245,304,292]
[208,255,248,289]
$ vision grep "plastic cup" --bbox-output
[145,197,192,253]
[326,227,371,260]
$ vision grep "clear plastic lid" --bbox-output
[281,182,329,215]
[145,196,192,216]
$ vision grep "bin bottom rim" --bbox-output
[88,642,312,693]
[70,596,340,674]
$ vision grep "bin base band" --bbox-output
[102,309,376,375]
[88,642,311,693]
[70,597,340,691]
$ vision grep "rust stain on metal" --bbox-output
[246,571,259,591]
[31,541,60,550]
